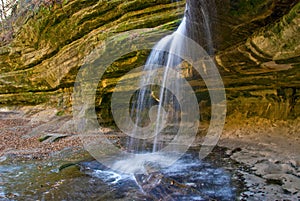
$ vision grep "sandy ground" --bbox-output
[0,106,299,200]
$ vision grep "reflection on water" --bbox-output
[0,148,241,200]
[81,152,236,201]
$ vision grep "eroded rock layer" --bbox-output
[0,0,299,121]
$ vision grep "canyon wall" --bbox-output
[0,0,299,122]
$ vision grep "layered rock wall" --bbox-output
[216,1,300,119]
[0,0,185,111]
[0,0,299,121]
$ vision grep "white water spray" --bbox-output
[128,16,188,153]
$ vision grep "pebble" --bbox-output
[0,155,7,163]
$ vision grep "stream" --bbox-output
[0,146,246,200]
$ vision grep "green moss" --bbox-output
[282,2,300,24]
[119,0,173,13]
[56,110,65,116]
[59,163,79,172]
[38,135,51,142]
[229,0,271,17]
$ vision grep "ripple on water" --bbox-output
[0,149,243,200]
[80,152,237,200]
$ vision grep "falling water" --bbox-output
[200,4,214,55]
[128,0,215,153]
[185,0,216,55]
[128,19,186,153]
[131,17,187,152]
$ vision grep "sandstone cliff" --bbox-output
[0,0,299,121]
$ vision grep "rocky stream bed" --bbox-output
[0,106,299,200]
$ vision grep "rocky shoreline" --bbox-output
[220,117,300,200]
[0,106,299,200]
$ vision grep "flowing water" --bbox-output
[0,1,241,200]
[128,16,188,153]
[0,147,245,200]
[127,0,215,154]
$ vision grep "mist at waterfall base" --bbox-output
[80,150,238,201]
[110,0,218,173]
[0,149,240,200]
[108,16,192,175]
[0,1,241,200]
[106,0,232,198]
[84,1,236,199]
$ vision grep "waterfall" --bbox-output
[127,0,215,153]
[186,0,216,55]
[127,18,187,153]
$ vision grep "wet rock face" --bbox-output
[185,0,217,54]
[216,1,300,120]
[0,0,299,121]
[171,0,300,120]
[187,0,299,51]
[214,0,299,50]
